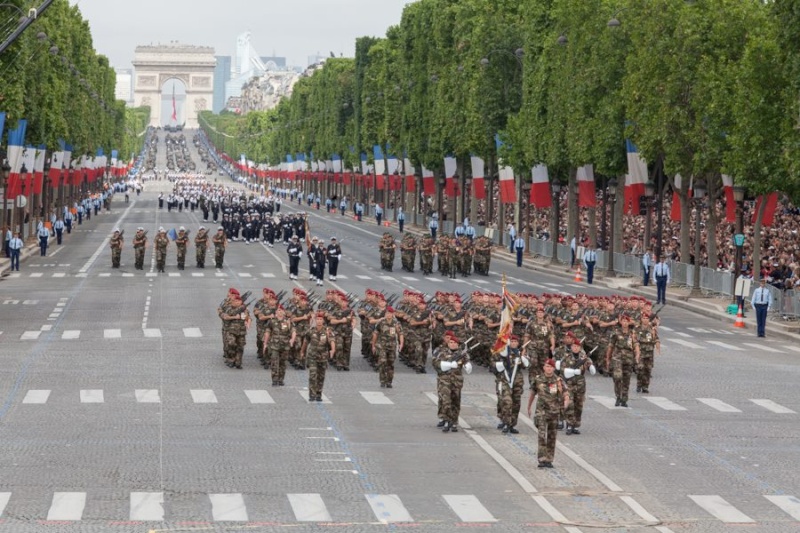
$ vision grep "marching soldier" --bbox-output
[561,333,595,434]
[287,235,302,280]
[175,226,189,270]
[525,306,556,385]
[494,335,529,434]
[218,288,251,369]
[303,311,336,402]
[288,289,313,369]
[527,358,570,468]
[400,233,417,272]
[195,226,208,268]
[133,227,147,270]
[635,313,660,394]
[213,226,227,269]
[371,306,403,388]
[473,236,492,275]
[407,295,432,373]
[432,331,473,432]
[263,306,297,386]
[436,235,450,275]
[605,314,641,407]
[419,234,435,275]
[379,232,396,271]
[154,227,169,273]
[110,229,123,268]
[329,292,355,371]
[253,288,278,367]
[327,237,341,280]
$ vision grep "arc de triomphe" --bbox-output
[132,43,215,129]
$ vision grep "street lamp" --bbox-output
[607,178,618,277]
[689,179,707,297]
[522,182,531,254]
[1,156,10,227]
[644,179,655,251]
[732,185,747,303]
[550,181,562,265]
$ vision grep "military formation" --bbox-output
[109,225,228,270]
[380,231,492,277]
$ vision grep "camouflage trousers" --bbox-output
[224,330,247,366]
[565,377,586,428]
[215,247,225,268]
[176,248,186,267]
[111,248,121,267]
[269,344,289,382]
[196,245,206,266]
[437,373,463,424]
[156,249,166,271]
[377,347,396,386]
[380,251,394,269]
[535,413,559,462]
[307,353,328,398]
[497,373,524,427]
[420,253,433,274]
[289,336,307,368]
[471,341,491,367]
[636,355,654,389]
[410,338,430,370]
[360,326,371,356]
[459,254,472,275]
[437,255,449,274]
[401,251,416,271]
[612,360,634,402]
[334,332,352,369]
[134,248,145,269]
[256,323,268,363]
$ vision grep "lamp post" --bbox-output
[732,185,747,303]
[644,179,655,251]
[19,163,28,240]
[607,178,617,277]
[522,182,531,254]
[550,181,562,265]
[43,160,51,220]
[1,156,9,228]
[689,179,707,297]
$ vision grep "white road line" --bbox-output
[669,339,702,349]
[659,326,674,331]
[143,328,162,338]
[298,389,331,403]
[750,399,795,414]
[98,273,111,277]
[168,272,180,277]
[130,491,164,521]
[589,395,623,409]
[707,329,733,335]
[183,327,203,338]
[261,273,276,278]
[365,494,413,523]
[244,390,275,404]
[29,272,43,278]
[697,398,741,413]
[122,273,134,277]
[20,331,41,340]
[0,492,9,517]
[379,275,394,281]
[785,346,800,354]
[360,391,394,405]
[135,390,161,403]
[688,495,754,523]
[52,273,66,278]
[80,390,104,403]
[191,390,218,403]
[705,340,744,351]
[287,493,332,522]
[192,272,204,277]
[764,495,800,521]
[104,329,122,339]
[620,495,659,524]
[645,397,687,411]
[62,330,80,340]
[336,275,348,279]
[209,493,248,521]
[47,492,86,520]
[22,390,50,404]
[239,272,252,278]
[743,343,783,353]
[443,495,497,523]
[688,327,710,333]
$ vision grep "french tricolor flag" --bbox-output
[6,119,27,199]
[577,164,596,208]
[670,174,688,222]
[422,165,436,195]
[373,145,386,177]
[499,165,516,203]
[444,155,457,197]
[22,146,36,194]
[49,151,64,183]
[404,156,415,192]
[752,192,779,227]
[624,139,648,215]
[470,155,485,200]
[33,145,47,194]
[529,164,551,208]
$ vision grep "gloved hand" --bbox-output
[464,362,473,374]
[495,361,505,373]
[441,361,455,371]
[521,355,531,368]
[514,357,521,367]
[589,364,597,375]
[555,360,562,371]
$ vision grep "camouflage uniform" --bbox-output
[635,322,658,393]
[436,236,450,275]
[195,229,208,267]
[400,234,417,272]
[525,316,554,385]
[110,232,122,268]
[473,236,492,275]
[419,235,434,274]
[459,239,473,276]
[213,229,226,268]
[304,322,335,401]
[329,303,354,370]
[432,343,468,430]
[289,299,312,369]
[175,230,189,270]
[379,233,396,271]
[220,301,249,368]
[253,297,277,365]
[408,304,431,372]
[154,233,169,273]
[532,372,568,464]
[372,316,403,387]
[265,315,295,385]
[607,327,640,405]
[133,230,147,270]
[493,346,526,431]
[561,347,590,431]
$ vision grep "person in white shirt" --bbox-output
[53,218,65,245]
[37,222,50,256]
[751,278,772,338]
[642,249,654,286]
[514,235,525,267]
[429,213,439,241]
[570,236,577,268]
[8,231,23,271]
[507,223,516,253]
[653,256,670,304]
[583,245,598,284]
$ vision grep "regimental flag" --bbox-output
[444,155,457,197]
[470,155,485,200]
[167,228,178,241]
[304,218,312,251]
[752,192,779,227]
[577,164,596,208]
[624,139,648,215]
[403,155,415,192]
[722,174,736,223]
[33,145,47,194]
[171,84,178,122]
[529,164,551,209]
[7,119,28,199]
[422,165,436,195]
[491,277,519,355]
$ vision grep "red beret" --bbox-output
[386,306,395,313]
[510,335,520,342]
[228,288,240,297]
[544,358,556,368]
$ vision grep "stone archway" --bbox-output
[132,43,215,129]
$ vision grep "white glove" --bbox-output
[589,364,597,375]
[574,368,582,376]
[521,356,531,368]
[240,313,246,320]
[555,360,562,371]
[338,255,342,260]
[441,361,454,371]
[514,357,521,367]
[495,361,505,373]
[464,362,473,375]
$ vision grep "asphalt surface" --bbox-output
[0,133,798,533]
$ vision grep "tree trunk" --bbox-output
[613,186,623,254]
[679,186,691,264]
[567,167,579,245]
[588,207,597,248]
[705,175,719,269]
[752,197,766,280]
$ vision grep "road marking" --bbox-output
[20,331,41,340]
[191,390,217,403]
[209,493,248,521]
[0,492,9,517]
[52,273,66,278]
[675,332,693,337]
[260,273,276,278]
[62,330,80,340]
[298,390,331,403]
[697,398,741,413]
[743,343,783,353]
[765,495,800,521]
[360,391,394,405]
[402,276,416,281]
[365,494,413,523]
[215,272,227,277]
[239,272,252,278]
[356,275,371,280]
[659,326,674,331]
[244,390,275,404]
[707,329,733,335]
[47,492,86,520]
[645,397,687,411]
[705,341,744,351]
[620,495,659,524]
[122,273,134,277]
[22,390,50,404]
[443,495,497,522]
[669,339,702,349]
[135,390,161,403]
[183,327,202,338]
[379,275,394,281]
[688,495,754,523]
[288,493,332,522]
[589,395,623,409]
[143,328,162,338]
[750,399,795,414]
[336,275,348,279]
[192,272,204,277]
[130,491,164,521]
[688,327,710,333]
[98,273,111,277]
[30,272,43,278]
[80,390,104,403]
[785,346,800,354]
[168,272,180,277]
[104,329,122,339]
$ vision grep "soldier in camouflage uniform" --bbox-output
[430,291,449,353]
[561,334,595,434]
[288,289,313,369]
[358,289,379,359]
[253,288,278,367]
[379,232,396,271]
[109,229,123,268]
[605,314,641,407]
[400,233,417,272]
[527,358,570,468]
[436,235,450,275]
[218,288,251,369]
[154,228,169,273]
[175,226,189,270]
[133,227,147,270]
[459,237,474,276]
[418,234,434,275]
[407,295,432,373]
[494,335,529,434]
[525,306,555,386]
[473,236,492,275]
[328,292,355,371]
[371,306,403,388]
[195,227,208,268]
[264,306,297,386]
[432,332,473,432]
[594,299,619,375]
[303,311,336,401]
[635,313,660,393]
[364,293,387,370]
[213,226,227,269]
[447,238,460,279]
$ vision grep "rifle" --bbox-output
[275,290,287,302]
[118,229,125,239]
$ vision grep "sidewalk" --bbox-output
[0,240,43,277]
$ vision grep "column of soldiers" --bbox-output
[379,232,491,276]
[108,225,227,271]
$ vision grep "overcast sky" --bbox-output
[70,0,413,69]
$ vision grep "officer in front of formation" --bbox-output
[327,237,341,281]
[751,278,772,338]
[582,245,597,284]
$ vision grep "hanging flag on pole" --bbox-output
[171,83,178,122]
[496,134,517,203]
[624,139,648,215]
[491,275,519,355]
[577,164,596,208]
[444,155,457,197]
[721,174,736,223]
[470,155,485,200]
[529,164,551,208]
